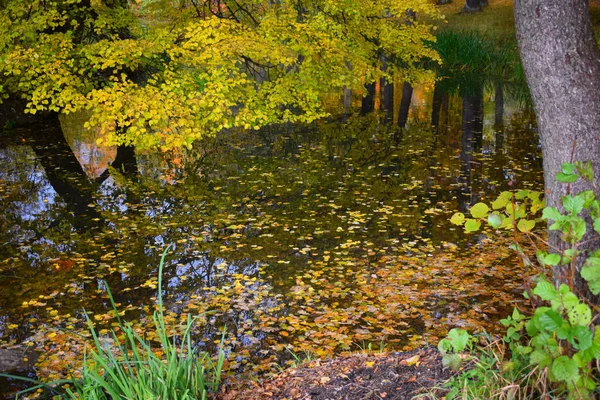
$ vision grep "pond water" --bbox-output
[0,81,542,389]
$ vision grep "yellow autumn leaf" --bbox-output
[405,355,420,366]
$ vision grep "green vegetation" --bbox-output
[442,163,600,399]
[1,248,225,399]
[2,0,599,398]
[432,29,522,94]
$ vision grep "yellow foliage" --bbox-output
[0,0,440,149]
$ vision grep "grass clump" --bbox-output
[433,29,520,79]
[424,331,544,400]
[3,246,225,399]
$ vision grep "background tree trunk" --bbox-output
[514,0,600,294]
[397,82,413,128]
[361,82,376,115]
[463,0,483,12]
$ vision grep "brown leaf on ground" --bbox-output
[220,347,453,400]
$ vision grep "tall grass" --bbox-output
[2,246,225,399]
[434,30,519,79]
[432,29,528,103]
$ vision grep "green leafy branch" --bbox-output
[439,160,600,399]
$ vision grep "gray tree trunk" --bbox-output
[514,0,600,293]
[343,88,352,113]
[463,0,482,12]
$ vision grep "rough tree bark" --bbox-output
[514,0,600,295]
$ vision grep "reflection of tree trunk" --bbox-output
[26,116,102,231]
[0,99,44,128]
[97,144,139,185]
[112,145,138,178]
[431,83,445,129]
[441,93,449,126]
[397,82,413,128]
[382,80,394,123]
[494,82,505,153]
[343,88,352,113]
[458,87,483,211]
[380,54,394,123]
[462,86,483,153]
[361,82,376,115]
[459,123,474,212]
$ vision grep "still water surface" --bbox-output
[0,82,542,387]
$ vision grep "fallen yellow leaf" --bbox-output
[405,354,420,366]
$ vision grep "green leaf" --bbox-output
[517,219,535,233]
[528,191,542,202]
[438,338,452,354]
[556,173,578,183]
[568,304,592,326]
[512,308,525,321]
[442,353,462,370]
[594,217,600,234]
[533,280,557,301]
[563,195,585,215]
[563,249,575,264]
[469,203,489,219]
[450,212,465,226]
[447,328,471,352]
[500,215,513,229]
[539,309,564,331]
[487,213,502,229]
[581,258,600,295]
[542,207,562,222]
[571,217,587,241]
[587,280,600,295]
[579,190,595,208]
[561,162,577,175]
[464,219,481,233]
[572,325,593,351]
[552,291,579,311]
[491,193,511,210]
[515,190,530,200]
[544,253,561,266]
[551,356,579,382]
[529,349,551,368]
[576,160,594,182]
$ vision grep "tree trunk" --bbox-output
[431,82,443,129]
[343,88,352,113]
[463,0,482,12]
[397,82,413,128]
[380,54,394,123]
[361,82,376,115]
[514,0,600,293]
[458,88,484,211]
